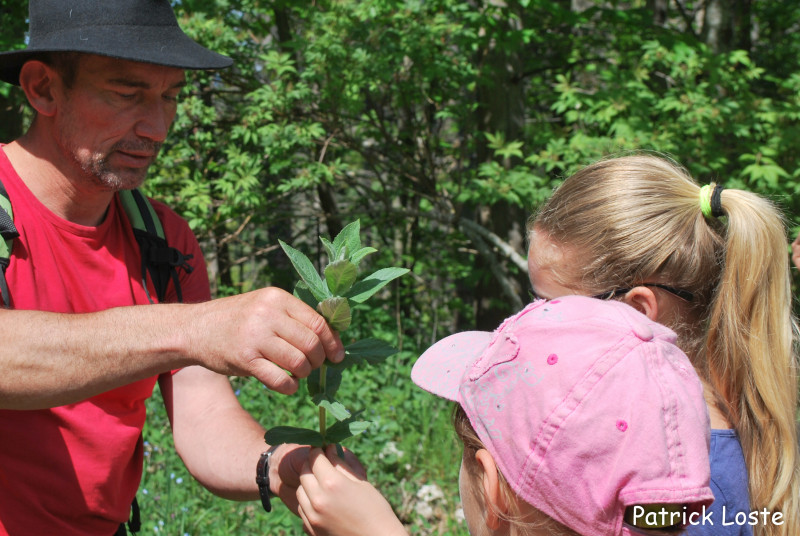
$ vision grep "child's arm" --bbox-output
[296,447,409,536]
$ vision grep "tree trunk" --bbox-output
[647,0,670,26]
[703,0,752,53]
[468,1,529,330]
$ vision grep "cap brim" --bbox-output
[411,331,493,401]
[0,25,232,85]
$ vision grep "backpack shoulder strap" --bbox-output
[0,180,19,309]
[119,189,193,304]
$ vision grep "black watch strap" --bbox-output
[256,445,279,512]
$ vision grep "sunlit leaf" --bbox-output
[279,240,330,301]
[320,237,337,262]
[328,338,399,370]
[325,414,373,444]
[346,267,409,303]
[317,297,352,331]
[325,259,358,295]
[313,394,351,421]
[332,220,361,260]
[349,246,377,266]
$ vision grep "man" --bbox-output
[0,1,348,534]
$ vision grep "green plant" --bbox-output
[265,220,408,451]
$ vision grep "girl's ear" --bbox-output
[622,286,659,321]
[475,448,507,531]
[18,60,59,117]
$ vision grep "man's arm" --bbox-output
[162,365,366,514]
[0,287,344,410]
[159,366,266,500]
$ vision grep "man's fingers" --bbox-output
[286,300,345,364]
[272,320,327,374]
[247,356,299,395]
[195,288,345,388]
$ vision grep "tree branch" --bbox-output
[459,218,528,272]
[460,223,524,311]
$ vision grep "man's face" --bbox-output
[52,54,186,191]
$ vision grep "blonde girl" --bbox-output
[529,154,799,536]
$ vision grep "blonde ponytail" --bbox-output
[532,154,800,536]
[704,189,800,533]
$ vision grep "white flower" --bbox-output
[416,483,444,502]
[455,507,465,523]
[378,441,405,460]
[413,483,445,520]
[414,501,434,519]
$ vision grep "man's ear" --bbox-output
[18,60,59,117]
[622,286,659,321]
[475,448,507,531]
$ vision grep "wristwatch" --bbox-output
[256,445,279,512]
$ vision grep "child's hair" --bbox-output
[531,153,800,535]
[452,404,581,536]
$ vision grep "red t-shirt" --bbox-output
[0,147,211,535]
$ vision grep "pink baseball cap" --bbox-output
[411,296,713,535]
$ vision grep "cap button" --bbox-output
[631,321,654,341]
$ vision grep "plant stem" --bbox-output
[319,363,327,442]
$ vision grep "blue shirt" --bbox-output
[688,429,752,536]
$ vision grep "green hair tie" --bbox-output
[699,183,724,219]
[699,184,714,218]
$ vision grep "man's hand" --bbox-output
[188,287,344,394]
[295,446,407,536]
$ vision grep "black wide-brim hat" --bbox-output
[0,0,233,85]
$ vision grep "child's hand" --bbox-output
[296,446,408,536]
[270,444,367,515]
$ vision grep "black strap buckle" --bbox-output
[256,445,279,512]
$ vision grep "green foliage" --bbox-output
[143,3,800,528]
[266,221,409,448]
[5,0,800,532]
[0,1,29,142]
[140,353,463,535]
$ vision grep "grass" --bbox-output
[136,351,467,535]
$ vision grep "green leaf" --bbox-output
[345,267,410,303]
[328,338,399,369]
[320,237,337,262]
[313,394,351,421]
[293,281,319,309]
[334,443,345,460]
[279,240,330,301]
[325,414,373,444]
[317,297,352,331]
[349,246,377,266]
[324,259,358,295]
[307,367,343,399]
[265,426,325,447]
[333,220,361,260]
